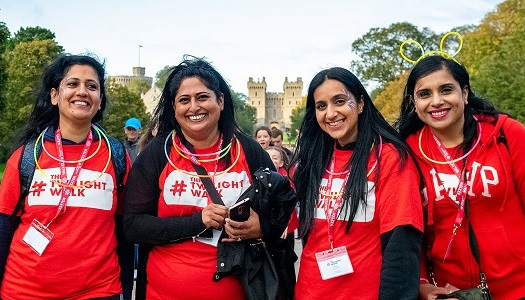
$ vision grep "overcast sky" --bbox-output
[1,0,503,94]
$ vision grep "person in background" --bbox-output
[271,127,293,159]
[266,146,288,177]
[0,54,133,300]
[138,117,158,152]
[266,146,299,253]
[254,125,272,150]
[123,117,142,164]
[122,56,296,300]
[396,54,525,299]
[291,66,424,299]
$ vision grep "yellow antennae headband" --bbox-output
[399,31,463,64]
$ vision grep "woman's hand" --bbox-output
[201,203,229,230]
[222,208,262,242]
[418,283,459,300]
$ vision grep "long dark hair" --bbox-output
[291,67,414,236]
[152,55,241,166]
[395,55,503,153]
[13,54,107,152]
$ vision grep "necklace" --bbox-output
[34,125,112,189]
[164,131,241,178]
[418,121,482,165]
[172,131,232,162]
[39,125,102,163]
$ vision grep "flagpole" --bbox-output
[138,44,143,67]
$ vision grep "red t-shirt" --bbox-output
[146,138,249,300]
[295,144,423,300]
[0,138,124,299]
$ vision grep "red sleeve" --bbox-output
[0,147,24,215]
[376,145,424,234]
[504,118,525,210]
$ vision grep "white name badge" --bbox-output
[22,219,54,256]
[315,245,353,280]
[196,228,222,247]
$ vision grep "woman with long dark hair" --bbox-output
[0,54,132,299]
[397,54,525,299]
[123,56,296,299]
[291,67,423,299]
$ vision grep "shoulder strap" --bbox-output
[497,127,510,153]
[192,164,225,206]
[181,140,225,206]
[105,134,127,191]
[14,139,41,218]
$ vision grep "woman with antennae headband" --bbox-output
[291,66,424,299]
[397,33,525,299]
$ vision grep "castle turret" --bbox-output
[282,77,303,128]
[247,77,267,128]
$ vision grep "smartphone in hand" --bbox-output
[229,198,251,222]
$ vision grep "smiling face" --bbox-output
[313,79,363,146]
[50,64,102,128]
[413,68,468,144]
[173,77,224,147]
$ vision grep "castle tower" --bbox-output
[247,77,267,128]
[282,77,303,128]
[133,67,146,77]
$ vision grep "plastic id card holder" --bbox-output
[22,219,54,256]
[196,228,222,247]
[315,245,354,280]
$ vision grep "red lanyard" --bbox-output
[50,127,93,225]
[432,134,468,260]
[323,151,350,250]
[175,135,223,181]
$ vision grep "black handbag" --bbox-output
[433,201,493,300]
[239,168,297,300]
[436,285,492,300]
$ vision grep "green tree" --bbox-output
[232,91,256,136]
[289,97,306,140]
[103,84,150,141]
[0,22,10,162]
[127,79,151,97]
[458,0,522,75]
[350,22,437,89]
[155,65,174,89]
[6,26,63,52]
[0,39,62,152]
[373,72,409,124]
[466,0,525,122]
[0,22,10,115]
